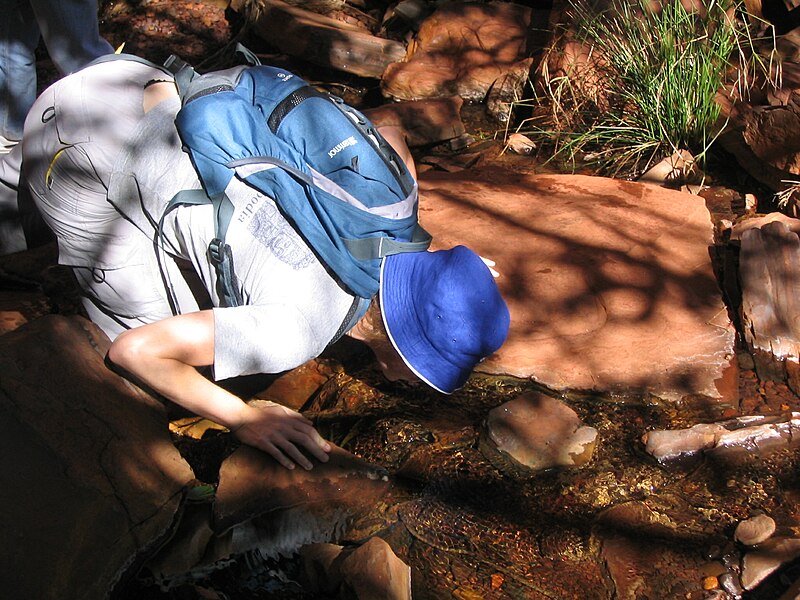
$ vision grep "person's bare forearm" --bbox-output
[106,310,330,469]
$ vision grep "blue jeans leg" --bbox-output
[29,0,114,75]
[0,0,40,142]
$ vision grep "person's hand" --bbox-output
[232,400,331,470]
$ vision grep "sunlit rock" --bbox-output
[740,537,800,590]
[643,413,800,462]
[339,536,412,600]
[638,149,702,189]
[419,169,737,402]
[480,391,598,474]
[381,1,533,106]
[0,315,195,599]
[506,132,537,155]
[735,514,776,547]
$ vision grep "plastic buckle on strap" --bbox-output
[208,238,224,265]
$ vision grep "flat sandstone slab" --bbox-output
[418,170,736,401]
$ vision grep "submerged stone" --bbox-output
[642,413,800,463]
[735,514,776,547]
[480,391,598,474]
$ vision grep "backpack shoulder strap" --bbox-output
[164,42,262,102]
[159,190,243,309]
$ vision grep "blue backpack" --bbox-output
[160,51,431,308]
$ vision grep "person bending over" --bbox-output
[9,58,510,470]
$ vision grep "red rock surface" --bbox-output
[0,315,195,599]
[418,168,736,402]
[381,1,533,102]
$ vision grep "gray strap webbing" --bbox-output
[343,224,432,260]
[160,189,242,308]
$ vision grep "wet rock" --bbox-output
[235,0,407,78]
[719,571,744,596]
[0,315,195,599]
[642,423,724,462]
[741,537,800,590]
[594,499,720,600]
[213,440,391,549]
[381,2,533,104]
[480,391,598,474]
[732,214,800,392]
[642,413,800,462]
[339,536,412,600]
[418,168,737,402]
[735,514,777,547]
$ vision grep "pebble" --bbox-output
[735,513,776,547]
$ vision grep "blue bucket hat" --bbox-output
[379,245,511,394]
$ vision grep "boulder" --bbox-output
[363,97,466,148]
[0,315,195,599]
[339,537,411,600]
[418,168,737,402]
[235,0,407,78]
[741,537,800,590]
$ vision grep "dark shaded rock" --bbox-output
[418,168,737,402]
[339,536,411,600]
[300,542,347,595]
[214,441,391,535]
[254,357,342,411]
[0,315,195,599]
[363,97,466,147]
[733,214,800,392]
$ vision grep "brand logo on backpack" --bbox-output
[328,136,357,159]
